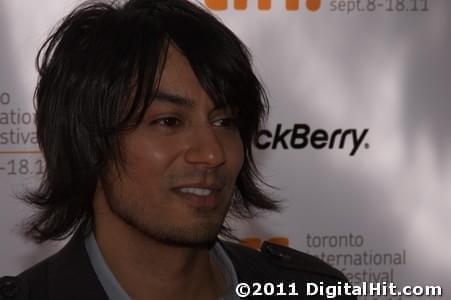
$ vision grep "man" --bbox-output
[0,0,355,299]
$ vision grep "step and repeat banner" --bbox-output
[1,0,450,298]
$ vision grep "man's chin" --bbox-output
[127,217,223,248]
[141,226,221,248]
[152,234,218,248]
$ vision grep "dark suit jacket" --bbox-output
[1,231,355,299]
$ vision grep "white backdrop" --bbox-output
[1,0,450,299]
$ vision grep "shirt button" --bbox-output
[0,277,18,298]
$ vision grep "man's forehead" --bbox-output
[154,91,194,107]
[151,91,231,111]
[146,45,236,114]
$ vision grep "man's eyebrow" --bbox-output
[153,91,194,107]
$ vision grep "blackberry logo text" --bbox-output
[256,124,369,156]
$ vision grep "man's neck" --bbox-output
[93,197,225,300]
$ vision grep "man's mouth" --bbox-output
[172,186,223,208]
[178,187,214,196]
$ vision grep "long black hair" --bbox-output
[24,0,279,243]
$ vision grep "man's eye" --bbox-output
[212,117,237,128]
[151,117,181,128]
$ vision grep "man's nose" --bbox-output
[184,125,226,168]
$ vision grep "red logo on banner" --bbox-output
[240,237,290,250]
[204,0,321,11]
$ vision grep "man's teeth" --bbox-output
[179,187,213,196]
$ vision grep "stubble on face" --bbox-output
[100,169,234,247]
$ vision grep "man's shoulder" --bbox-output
[222,241,357,299]
[222,240,348,282]
[1,232,107,300]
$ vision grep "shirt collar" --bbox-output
[84,231,239,300]
[84,231,131,300]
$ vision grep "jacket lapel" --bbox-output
[46,230,108,300]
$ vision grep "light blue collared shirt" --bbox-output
[84,232,239,300]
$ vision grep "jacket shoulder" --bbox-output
[222,240,348,282]
[1,229,105,300]
[261,241,347,281]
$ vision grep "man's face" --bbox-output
[99,46,244,246]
